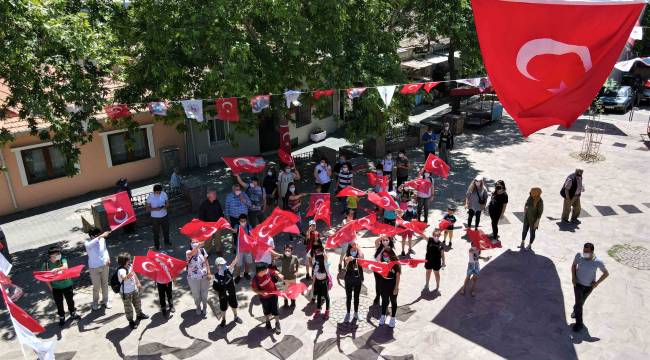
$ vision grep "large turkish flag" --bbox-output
[103,191,136,230]
[306,193,329,217]
[33,265,85,283]
[180,218,233,241]
[222,156,266,175]
[472,0,644,136]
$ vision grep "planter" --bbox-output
[310,129,327,142]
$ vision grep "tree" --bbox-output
[0,0,123,176]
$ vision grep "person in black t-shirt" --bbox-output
[212,256,243,327]
[424,229,446,293]
[378,248,400,328]
[487,180,509,241]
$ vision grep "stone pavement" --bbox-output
[1,110,650,359]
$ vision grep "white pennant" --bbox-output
[376,86,396,109]
[181,99,204,122]
[284,90,301,108]
[10,317,56,360]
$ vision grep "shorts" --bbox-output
[218,287,238,311]
[467,263,480,276]
[425,258,441,271]
[260,296,279,316]
[237,251,254,267]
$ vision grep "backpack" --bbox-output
[110,266,125,294]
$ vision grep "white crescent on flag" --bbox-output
[141,261,156,273]
[113,208,129,224]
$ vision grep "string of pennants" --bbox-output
[103,77,491,122]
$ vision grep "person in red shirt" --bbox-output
[251,263,284,334]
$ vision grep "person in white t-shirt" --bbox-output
[313,158,332,193]
[84,228,112,310]
[146,184,170,250]
[116,252,149,329]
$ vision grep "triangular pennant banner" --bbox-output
[181,100,204,122]
[376,86,396,109]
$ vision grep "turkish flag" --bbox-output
[397,218,428,237]
[351,213,377,231]
[313,197,331,227]
[306,193,329,217]
[424,153,450,179]
[251,208,300,241]
[471,0,644,136]
[222,156,266,175]
[466,228,502,250]
[238,226,256,253]
[146,250,187,281]
[132,256,161,282]
[423,82,440,93]
[403,178,433,194]
[368,191,400,211]
[367,173,388,192]
[0,284,45,334]
[271,282,308,300]
[216,97,240,122]
[336,186,366,197]
[325,221,358,249]
[357,259,393,278]
[33,265,85,283]
[104,104,131,120]
[438,219,452,230]
[103,191,136,230]
[396,258,427,268]
[278,124,294,166]
[367,222,406,237]
[283,224,301,235]
[180,218,233,241]
[313,89,334,100]
[400,83,424,94]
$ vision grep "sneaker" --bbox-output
[234,276,241,284]
[323,310,330,320]
[354,312,362,321]
[388,317,396,328]
[344,313,351,323]
[244,273,251,280]
[379,315,386,326]
[526,244,532,251]
[105,301,113,309]
[59,317,65,327]
[234,316,243,324]
[313,309,321,319]
[220,319,226,327]
[519,241,525,249]
[70,312,81,320]
[129,320,138,329]
[571,219,581,224]
[409,249,414,254]
[274,322,281,335]
[137,313,149,320]
[265,321,272,330]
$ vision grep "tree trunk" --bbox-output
[448,39,461,114]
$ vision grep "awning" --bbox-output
[450,86,494,97]
[614,57,650,72]
[401,59,431,70]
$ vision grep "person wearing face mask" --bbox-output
[276,244,300,307]
[438,122,454,164]
[442,205,457,248]
[212,256,243,327]
[308,237,326,303]
[224,183,251,229]
[421,126,438,161]
[381,152,395,191]
[233,214,254,283]
[521,187,544,251]
[395,151,410,190]
[278,166,301,210]
[373,164,386,193]
[304,220,320,280]
[372,235,394,305]
[198,189,224,255]
[424,229,446,293]
[571,243,609,332]
[252,263,284,334]
[561,169,585,224]
[400,201,418,256]
[377,248,401,328]
[335,162,354,198]
[284,182,307,241]
[333,154,353,180]
[343,242,364,322]
[235,175,267,227]
[146,184,170,250]
[185,239,211,317]
[314,157,333,193]
[487,180,509,241]
[416,171,434,223]
[42,246,81,327]
[465,175,488,230]
[263,167,279,212]
[116,252,148,329]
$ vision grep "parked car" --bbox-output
[640,80,650,103]
[599,85,634,113]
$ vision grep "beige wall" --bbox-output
[0,114,185,216]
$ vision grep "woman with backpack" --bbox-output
[41,246,81,327]
[212,256,243,327]
[311,249,331,319]
[186,239,211,317]
[343,242,364,322]
[465,175,488,230]
[116,252,149,329]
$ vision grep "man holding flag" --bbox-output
[84,228,113,311]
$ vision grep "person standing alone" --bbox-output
[571,242,608,332]
[561,169,584,224]
[146,184,170,250]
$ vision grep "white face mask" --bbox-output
[268,171,273,176]
[382,256,390,262]
[50,254,61,262]
[285,168,291,173]
[386,155,392,160]
[582,252,592,259]
[284,251,291,257]
[289,186,296,192]
[234,190,241,196]
[321,162,326,167]
[191,242,199,249]
[342,167,348,172]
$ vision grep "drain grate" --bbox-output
[608,244,650,270]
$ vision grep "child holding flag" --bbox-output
[41,246,81,327]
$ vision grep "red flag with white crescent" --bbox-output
[33,265,85,283]
[251,208,300,241]
[400,83,424,94]
[306,193,329,217]
[351,213,378,231]
[396,218,428,237]
[366,222,407,237]
[180,218,233,241]
[131,256,161,282]
[278,124,294,166]
[356,259,393,278]
[423,82,440,93]
[403,178,433,194]
[367,173,388,192]
[367,191,400,211]
[313,89,335,100]
[0,283,45,334]
[270,282,308,299]
[438,219,452,230]
[396,258,427,268]
[423,153,450,179]
[466,228,502,250]
[335,186,366,197]
[222,156,266,175]
[146,250,187,281]
[471,0,644,136]
[102,191,136,230]
[216,97,240,122]
[325,221,358,249]
[104,104,131,120]
[313,197,331,227]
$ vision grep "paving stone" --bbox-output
[613,142,627,148]
[620,204,643,214]
[551,133,565,137]
[595,205,617,216]
[512,211,525,223]
[643,203,650,208]
[570,135,585,140]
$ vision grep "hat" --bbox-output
[474,175,484,182]
[215,257,226,266]
[447,204,457,211]
[309,220,316,226]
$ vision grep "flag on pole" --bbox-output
[222,156,266,175]
[424,153,450,179]
[181,99,204,122]
[10,317,56,360]
[377,86,396,109]
[278,124,294,166]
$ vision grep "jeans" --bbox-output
[52,285,76,318]
[417,197,429,223]
[157,282,173,311]
[151,216,170,248]
[188,277,210,312]
[467,209,481,229]
[345,283,362,313]
[380,293,398,316]
[89,264,110,306]
[121,290,142,321]
[424,149,435,161]
[573,283,593,327]
[522,221,537,243]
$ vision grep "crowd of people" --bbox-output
[36,133,608,337]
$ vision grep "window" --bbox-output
[107,129,151,166]
[20,145,67,184]
[295,104,312,128]
[208,119,227,144]
[100,124,155,167]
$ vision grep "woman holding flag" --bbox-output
[416,171,434,223]
[378,248,401,328]
[284,182,307,242]
[372,235,395,305]
[186,239,211,317]
[343,242,364,322]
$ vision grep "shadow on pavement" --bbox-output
[557,118,627,137]
[433,249,577,360]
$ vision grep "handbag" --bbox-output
[476,187,487,205]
